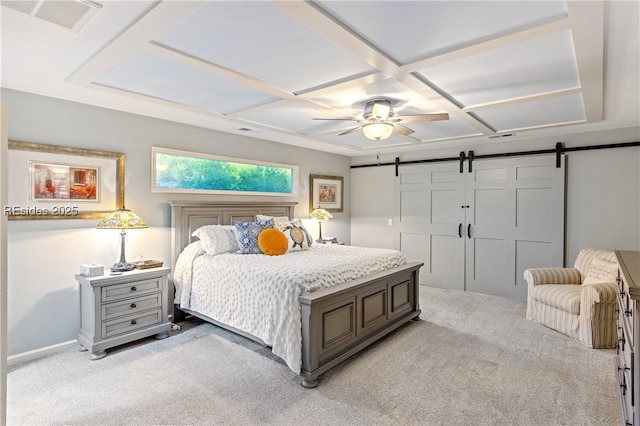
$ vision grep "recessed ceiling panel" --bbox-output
[315,1,567,64]
[154,2,375,93]
[409,117,481,142]
[475,93,585,131]
[416,30,580,107]
[237,101,354,135]
[94,52,278,114]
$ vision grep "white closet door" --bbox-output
[465,155,565,300]
[394,154,565,300]
[395,163,465,289]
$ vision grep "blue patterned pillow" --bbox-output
[234,220,274,254]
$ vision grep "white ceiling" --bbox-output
[1,0,639,157]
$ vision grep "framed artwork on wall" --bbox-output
[309,174,343,213]
[7,140,124,220]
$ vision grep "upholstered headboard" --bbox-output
[169,200,297,269]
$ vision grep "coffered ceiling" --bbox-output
[1,1,639,156]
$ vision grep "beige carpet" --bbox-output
[7,286,619,425]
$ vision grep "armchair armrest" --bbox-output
[581,281,618,306]
[524,268,582,286]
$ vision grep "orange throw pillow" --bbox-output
[258,229,288,256]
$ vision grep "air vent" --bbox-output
[489,133,516,139]
[2,0,102,32]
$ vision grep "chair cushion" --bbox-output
[531,284,582,315]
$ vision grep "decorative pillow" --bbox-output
[192,225,238,255]
[234,220,274,254]
[273,218,313,251]
[583,258,618,285]
[257,229,289,256]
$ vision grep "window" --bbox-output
[152,147,298,196]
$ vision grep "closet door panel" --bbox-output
[466,156,564,300]
[465,159,512,297]
[467,237,508,297]
[395,163,464,289]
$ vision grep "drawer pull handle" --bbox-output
[131,303,137,308]
[625,309,632,317]
[620,290,626,297]
[131,319,137,325]
[619,337,626,351]
[131,286,137,292]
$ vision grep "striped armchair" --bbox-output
[525,249,618,348]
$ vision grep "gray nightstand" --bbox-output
[76,266,172,360]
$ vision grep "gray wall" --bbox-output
[351,137,640,267]
[3,89,351,357]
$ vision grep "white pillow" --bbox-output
[582,258,618,285]
[192,225,239,255]
[273,218,313,251]
[256,214,289,222]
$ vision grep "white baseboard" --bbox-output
[7,340,77,367]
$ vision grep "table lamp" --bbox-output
[97,207,148,272]
[310,208,333,242]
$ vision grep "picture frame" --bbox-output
[7,140,124,220]
[309,174,343,213]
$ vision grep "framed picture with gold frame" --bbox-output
[7,140,124,220]
[309,174,343,213]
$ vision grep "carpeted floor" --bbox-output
[7,286,619,425]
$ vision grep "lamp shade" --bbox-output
[362,122,394,141]
[96,208,149,229]
[97,207,148,272]
[310,208,333,220]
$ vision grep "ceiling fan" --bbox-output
[313,99,449,141]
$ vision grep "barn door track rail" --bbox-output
[349,141,640,177]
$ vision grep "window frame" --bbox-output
[151,147,299,196]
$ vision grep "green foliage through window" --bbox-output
[153,148,297,195]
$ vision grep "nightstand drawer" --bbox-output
[102,293,162,321]
[101,278,160,302]
[102,309,162,338]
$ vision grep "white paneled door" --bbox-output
[395,155,565,300]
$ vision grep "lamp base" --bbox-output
[111,262,135,272]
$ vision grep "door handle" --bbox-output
[467,223,471,239]
[458,223,462,238]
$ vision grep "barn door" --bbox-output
[395,154,565,300]
[465,155,565,300]
[395,163,465,290]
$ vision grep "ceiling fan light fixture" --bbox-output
[362,122,394,141]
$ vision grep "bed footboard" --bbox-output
[298,262,422,388]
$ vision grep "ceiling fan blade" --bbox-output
[393,124,415,136]
[391,113,449,123]
[312,117,359,121]
[338,126,363,136]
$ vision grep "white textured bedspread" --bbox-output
[173,243,406,374]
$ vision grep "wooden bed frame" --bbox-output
[169,200,422,388]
